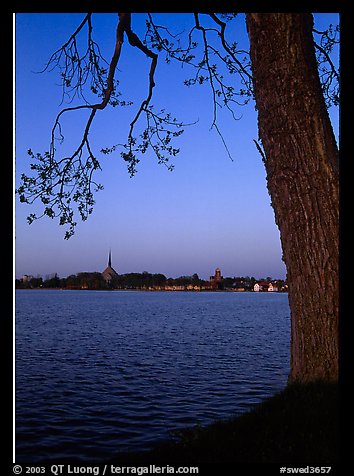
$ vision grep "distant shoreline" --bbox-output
[15,287,288,293]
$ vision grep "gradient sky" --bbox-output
[14,13,339,281]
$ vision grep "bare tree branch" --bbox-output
[17,12,190,237]
[17,12,339,239]
[312,24,340,107]
[208,13,253,84]
[121,14,159,148]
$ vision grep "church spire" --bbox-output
[108,249,112,268]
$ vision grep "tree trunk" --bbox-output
[246,13,339,382]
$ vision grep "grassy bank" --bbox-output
[108,382,338,465]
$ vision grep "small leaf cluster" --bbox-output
[101,105,188,177]
[16,146,103,239]
[144,18,198,65]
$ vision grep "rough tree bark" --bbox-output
[246,13,339,382]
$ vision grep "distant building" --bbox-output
[254,281,279,292]
[101,250,119,285]
[254,281,270,292]
[268,283,278,292]
[164,285,185,291]
[210,268,223,289]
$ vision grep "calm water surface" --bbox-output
[16,290,290,462]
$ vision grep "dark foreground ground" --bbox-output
[107,382,339,466]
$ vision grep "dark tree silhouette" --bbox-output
[16,13,339,383]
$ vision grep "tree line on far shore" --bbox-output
[15,271,287,291]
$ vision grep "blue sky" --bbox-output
[15,13,339,281]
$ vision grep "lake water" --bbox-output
[15,289,290,463]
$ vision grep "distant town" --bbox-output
[16,252,288,293]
